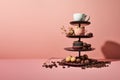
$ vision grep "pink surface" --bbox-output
[0,0,120,59]
[0,59,120,80]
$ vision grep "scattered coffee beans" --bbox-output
[42,55,111,69]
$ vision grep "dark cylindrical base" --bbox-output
[79,51,81,57]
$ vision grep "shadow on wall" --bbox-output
[102,41,120,60]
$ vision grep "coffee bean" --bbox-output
[42,58,111,69]
[84,60,90,64]
[62,66,65,68]
[67,66,70,68]
[83,54,88,59]
[81,66,85,69]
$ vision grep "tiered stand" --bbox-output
[42,21,111,68]
[61,21,96,67]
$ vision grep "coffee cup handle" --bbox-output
[85,16,90,21]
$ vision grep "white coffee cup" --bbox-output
[73,13,87,21]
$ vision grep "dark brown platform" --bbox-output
[66,35,93,38]
[70,21,91,25]
[64,47,95,51]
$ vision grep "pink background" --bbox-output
[0,1,120,80]
[0,0,120,59]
